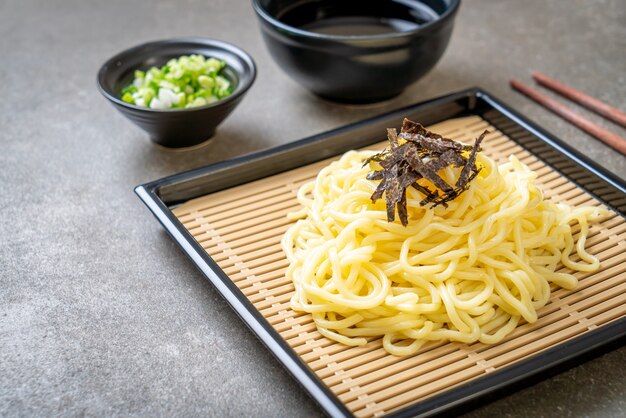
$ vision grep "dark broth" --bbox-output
[277,0,439,36]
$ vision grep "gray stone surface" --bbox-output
[1,0,624,416]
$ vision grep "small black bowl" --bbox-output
[252,0,460,103]
[97,38,256,148]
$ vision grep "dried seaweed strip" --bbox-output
[362,150,389,167]
[385,189,396,222]
[424,150,465,173]
[405,147,453,193]
[399,133,463,153]
[388,128,399,149]
[398,169,420,189]
[441,149,467,167]
[380,143,409,169]
[390,167,418,225]
[397,189,408,226]
[367,170,384,180]
[401,118,444,140]
[456,130,487,189]
[411,182,442,206]
[371,175,389,202]
[384,168,401,222]
[419,135,462,152]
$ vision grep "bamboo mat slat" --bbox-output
[172,116,626,417]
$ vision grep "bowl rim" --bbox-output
[97,38,257,114]
[251,0,461,41]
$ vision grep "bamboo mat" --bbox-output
[172,116,626,417]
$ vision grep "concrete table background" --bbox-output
[1,0,625,416]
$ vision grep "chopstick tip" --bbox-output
[532,71,545,80]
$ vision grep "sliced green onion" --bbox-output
[120,54,233,109]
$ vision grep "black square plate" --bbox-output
[135,88,626,417]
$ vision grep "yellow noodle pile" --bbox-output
[281,150,608,356]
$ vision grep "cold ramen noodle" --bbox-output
[282,119,608,356]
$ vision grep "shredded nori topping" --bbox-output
[366,118,487,226]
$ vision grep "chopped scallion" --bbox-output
[120,55,233,109]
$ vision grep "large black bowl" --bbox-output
[252,0,460,103]
[97,39,256,148]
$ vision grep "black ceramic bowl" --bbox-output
[252,0,460,103]
[97,39,256,148]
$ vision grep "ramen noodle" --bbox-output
[282,150,607,356]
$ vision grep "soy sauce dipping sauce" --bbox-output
[277,0,439,36]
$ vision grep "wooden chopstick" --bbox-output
[532,72,626,128]
[510,79,626,156]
